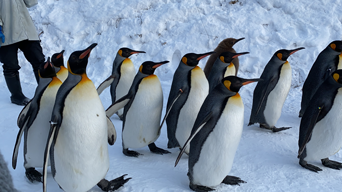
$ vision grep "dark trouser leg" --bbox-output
[19,40,45,83]
[0,43,30,105]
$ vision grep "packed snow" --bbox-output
[1,0,342,191]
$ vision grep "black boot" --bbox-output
[4,72,30,106]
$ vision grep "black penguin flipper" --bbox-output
[43,123,58,192]
[12,121,28,169]
[106,116,117,145]
[175,111,212,167]
[298,105,323,157]
[159,89,184,132]
[17,100,32,128]
[106,95,131,117]
[97,75,115,95]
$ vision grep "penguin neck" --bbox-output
[113,53,126,67]
[269,56,286,67]
[54,66,61,73]
[177,62,195,72]
[32,77,53,102]
[64,72,83,85]
[325,45,342,56]
[214,83,237,98]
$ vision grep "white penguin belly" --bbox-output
[123,75,163,149]
[116,59,135,116]
[305,89,342,161]
[224,63,236,77]
[264,63,291,127]
[53,81,109,192]
[176,66,208,154]
[192,95,244,187]
[25,86,59,168]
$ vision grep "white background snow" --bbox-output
[1,0,342,191]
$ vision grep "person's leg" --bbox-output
[0,42,30,105]
[19,40,45,83]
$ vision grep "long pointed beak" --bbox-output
[289,47,305,55]
[232,52,249,58]
[56,50,65,59]
[197,51,216,61]
[234,37,245,44]
[242,78,261,85]
[130,50,146,55]
[79,43,98,59]
[44,57,51,69]
[152,60,169,68]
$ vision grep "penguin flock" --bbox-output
[6,38,342,192]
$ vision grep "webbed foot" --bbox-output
[148,143,171,155]
[25,167,42,183]
[222,175,246,185]
[97,174,131,191]
[123,148,141,157]
[321,158,342,170]
[299,159,322,172]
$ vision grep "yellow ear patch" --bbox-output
[182,57,187,65]
[139,65,143,72]
[331,43,336,50]
[333,73,340,82]
[224,80,232,91]
[277,53,283,60]
[118,50,123,57]
[220,56,225,63]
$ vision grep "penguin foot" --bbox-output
[299,159,322,172]
[97,175,131,192]
[321,158,342,170]
[272,127,291,132]
[25,167,42,183]
[222,175,246,186]
[148,143,171,155]
[123,148,141,157]
[189,183,214,192]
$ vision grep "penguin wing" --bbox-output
[17,100,32,127]
[106,95,130,117]
[159,89,184,131]
[107,116,117,145]
[12,120,29,169]
[298,105,323,157]
[97,75,114,95]
[43,122,58,192]
[254,75,277,115]
[175,111,212,167]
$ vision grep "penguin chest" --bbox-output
[56,66,68,82]
[305,89,342,161]
[263,63,291,127]
[25,83,61,168]
[224,63,236,77]
[338,54,342,69]
[53,79,109,192]
[176,66,208,153]
[123,75,163,149]
[192,95,244,187]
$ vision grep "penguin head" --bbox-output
[51,50,65,67]
[275,47,305,61]
[219,37,245,48]
[219,51,249,63]
[181,51,215,67]
[332,70,342,84]
[329,41,342,52]
[139,61,169,75]
[67,43,97,75]
[39,57,56,78]
[223,76,260,92]
[118,48,146,58]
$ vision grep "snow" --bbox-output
[1,0,342,191]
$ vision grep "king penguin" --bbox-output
[163,51,213,153]
[207,51,249,92]
[51,50,68,82]
[298,70,342,172]
[97,48,145,120]
[203,37,245,77]
[299,40,342,117]
[43,44,129,192]
[175,76,259,192]
[12,58,62,183]
[248,47,304,132]
[106,60,171,157]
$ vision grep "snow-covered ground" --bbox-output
[1,0,342,191]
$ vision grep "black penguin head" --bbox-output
[181,51,215,67]
[332,70,342,84]
[219,51,249,63]
[222,76,260,92]
[275,47,305,61]
[39,57,56,78]
[51,50,65,67]
[139,61,169,75]
[220,37,245,48]
[329,41,342,52]
[68,43,97,75]
[118,47,146,58]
